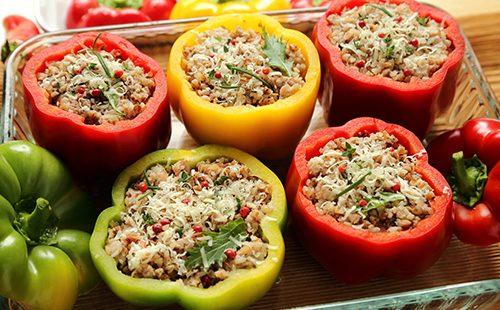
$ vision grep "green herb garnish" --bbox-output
[384,45,395,58]
[179,171,191,183]
[358,13,367,20]
[177,227,184,236]
[208,69,215,79]
[144,171,160,190]
[226,64,275,91]
[219,82,240,89]
[383,36,392,44]
[416,16,429,26]
[405,46,414,53]
[103,89,125,116]
[353,40,361,49]
[214,175,229,185]
[367,4,393,17]
[87,62,97,70]
[236,197,242,208]
[142,213,156,225]
[185,219,248,270]
[335,171,372,199]
[341,142,356,158]
[262,29,293,77]
[223,45,229,53]
[359,193,406,214]
[91,33,112,79]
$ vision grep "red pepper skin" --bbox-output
[286,117,452,283]
[141,0,175,21]
[2,15,39,62]
[21,32,171,179]
[66,0,100,29]
[291,0,330,8]
[428,118,500,173]
[78,7,151,28]
[427,118,500,246]
[313,0,465,138]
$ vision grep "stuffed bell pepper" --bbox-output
[22,32,170,179]
[66,0,176,28]
[170,0,291,19]
[168,14,320,159]
[286,117,452,283]
[313,0,465,138]
[90,145,286,309]
[427,118,500,246]
[0,141,99,310]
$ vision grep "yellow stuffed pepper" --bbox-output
[170,0,291,19]
[167,14,320,159]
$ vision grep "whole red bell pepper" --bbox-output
[427,118,500,246]
[66,0,175,29]
[21,32,171,180]
[2,15,39,62]
[291,0,330,8]
[286,117,453,283]
[313,0,465,138]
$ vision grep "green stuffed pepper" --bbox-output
[0,141,100,310]
[90,145,286,309]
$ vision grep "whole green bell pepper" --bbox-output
[0,141,100,310]
[90,145,287,309]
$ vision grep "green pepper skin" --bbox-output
[0,141,100,310]
[90,145,287,309]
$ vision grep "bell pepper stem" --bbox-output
[451,151,476,197]
[21,198,54,241]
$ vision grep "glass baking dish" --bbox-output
[2,7,500,310]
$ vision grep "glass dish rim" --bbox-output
[1,6,499,309]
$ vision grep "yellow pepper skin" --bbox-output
[167,14,321,159]
[90,145,287,309]
[170,0,291,19]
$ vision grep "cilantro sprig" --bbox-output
[185,219,248,270]
[262,30,293,77]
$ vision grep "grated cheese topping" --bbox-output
[37,48,154,125]
[182,27,306,107]
[328,2,452,82]
[303,131,435,232]
[105,158,273,288]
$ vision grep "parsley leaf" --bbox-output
[142,213,156,225]
[179,171,191,183]
[262,29,293,76]
[185,219,248,270]
[236,197,242,208]
[223,45,229,53]
[383,36,392,44]
[208,69,215,79]
[416,16,429,26]
[214,175,229,185]
[384,45,395,59]
[341,142,356,158]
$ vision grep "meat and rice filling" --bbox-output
[37,47,155,125]
[105,158,273,288]
[303,131,435,232]
[182,27,306,107]
[328,2,452,82]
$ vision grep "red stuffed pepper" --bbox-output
[313,0,465,138]
[286,117,452,283]
[2,15,39,62]
[66,0,175,29]
[427,118,500,246]
[22,32,170,179]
